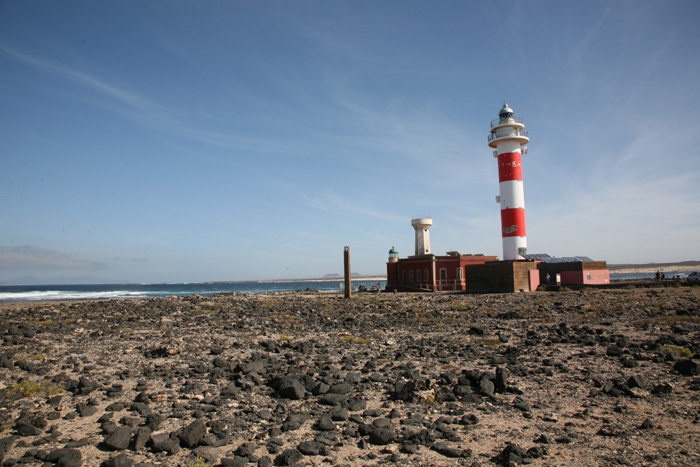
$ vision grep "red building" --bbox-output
[387,248,499,292]
[524,254,610,286]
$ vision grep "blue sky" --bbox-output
[1,1,699,284]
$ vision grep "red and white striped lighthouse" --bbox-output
[488,102,530,261]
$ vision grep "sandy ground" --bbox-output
[1,285,699,466]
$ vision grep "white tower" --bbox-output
[411,217,432,256]
[488,103,529,260]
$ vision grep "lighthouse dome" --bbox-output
[498,102,514,119]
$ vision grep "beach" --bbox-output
[1,286,699,466]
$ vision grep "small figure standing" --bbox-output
[655,270,661,282]
[546,273,551,284]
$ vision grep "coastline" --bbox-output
[213,276,388,284]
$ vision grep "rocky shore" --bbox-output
[1,287,699,466]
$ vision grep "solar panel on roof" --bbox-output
[522,253,551,260]
[522,254,596,263]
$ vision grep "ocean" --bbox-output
[0,270,693,303]
[0,280,387,303]
[610,270,691,281]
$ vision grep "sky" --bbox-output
[1,1,699,284]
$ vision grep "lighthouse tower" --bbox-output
[411,217,432,256]
[488,103,530,260]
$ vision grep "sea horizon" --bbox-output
[0,268,696,303]
[0,278,389,303]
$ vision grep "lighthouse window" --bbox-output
[409,270,414,282]
[416,270,421,282]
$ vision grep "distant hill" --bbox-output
[0,275,126,286]
[608,260,700,271]
[321,273,366,279]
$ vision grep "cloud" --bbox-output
[110,256,149,263]
[302,190,405,224]
[0,45,286,154]
[0,246,104,270]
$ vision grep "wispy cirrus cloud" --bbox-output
[302,189,405,224]
[0,45,286,154]
[0,45,163,111]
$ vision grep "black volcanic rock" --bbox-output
[276,376,306,400]
[179,419,207,448]
[47,447,83,467]
[673,359,699,376]
[368,426,396,445]
[103,426,132,451]
[101,453,134,467]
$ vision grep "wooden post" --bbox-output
[344,246,352,298]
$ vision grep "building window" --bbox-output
[409,270,414,282]
[440,268,447,281]
[424,269,429,281]
[416,270,421,282]
[587,273,592,280]
[402,271,407,283]
[457,268,464,280]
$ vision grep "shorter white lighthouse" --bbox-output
[411,217,432,256]
[488,103,530,260]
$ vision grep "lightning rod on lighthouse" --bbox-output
[488,102,530,261]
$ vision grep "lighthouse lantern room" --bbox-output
[488,103,530,261]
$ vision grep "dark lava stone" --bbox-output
[431,441,465,458]
[145,413,165,430]
[15,421,43,436]
[459,414,480,426]
[297,440,323,456]
[47,447,82,467]
[275,448,302,466]
[278,377,306,400]
[329,383,352,395]
[315,415,335,431]
[527,446,548,459]
[673,359,699,376]
[149,433,179,454]
[495,366,508,393]
[347,398,367,412]
[103,426,132,451]
[236,441,257,457]
[318,393,347,405]
[372,418,392,428]
[479,378,495,397]
[497,443,531,465]
[101,452,134,467]
[330,407,349,421]
[133,427,152,451]
[369,426,396,445]
[179,419,208,449]
[392,379,415,402]
[627,375,646,389]
[652,383,673,395]
[639,418,655,429]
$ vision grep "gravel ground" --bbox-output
[1,286,699,466]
